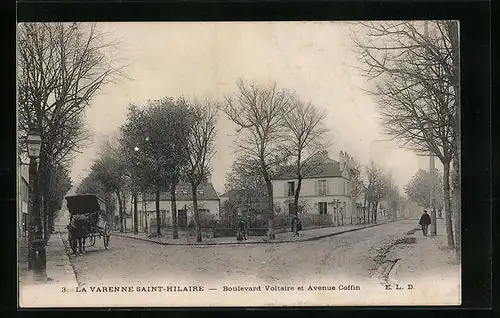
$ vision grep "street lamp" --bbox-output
[26,130,42,157]
[26,128,46,276]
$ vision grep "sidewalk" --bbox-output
[387,218,461,304]
[113,221,391,246]
[19,225,80,307]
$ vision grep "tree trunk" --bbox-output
[442,160,455,249]
[155,188,161,236]
[450,20,461,263]
[170,176,179,239]
[363,196,367,224]
[350,198,354,224]
[261,158,275,240]
[366,202,370,224]
[452,157,461,262]
[293,177,302,216]
[374,201,378,224]
[116,191,124,233]
[266,180,275,239]
[27,157,39,269]
[192,184,202,242]
[133,192,138,235]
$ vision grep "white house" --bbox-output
[136,180,220,231]
[272,151,359,223]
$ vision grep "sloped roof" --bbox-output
[273,159,344,180]
[220,189,240,198]
[142,180,219,201]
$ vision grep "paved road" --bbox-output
[68,220,418,287]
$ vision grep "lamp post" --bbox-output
[26,128,46,276]
[133,146,140,235]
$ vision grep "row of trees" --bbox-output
[18,22,123,240]
[78,97,218,242]
[80,78,335,241]
[353,21,461,261]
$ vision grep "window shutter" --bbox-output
[284,183,287,196]
[315,181,319,196]
[314,202,319,213]
[326,180,330,195]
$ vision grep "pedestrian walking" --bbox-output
[419,210,431,237]
[291,215,302,237]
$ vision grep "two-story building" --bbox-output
[136,180,220,231]
[272,151,359,224]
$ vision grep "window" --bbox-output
[318,202,328,215]
[318,180,327,196]
[287,181,295,196]
[288,203,295,215]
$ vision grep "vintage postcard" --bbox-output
[18,21,461,307]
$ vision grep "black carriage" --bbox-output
[65,194,111,250]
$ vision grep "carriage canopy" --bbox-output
[65,194,106,216]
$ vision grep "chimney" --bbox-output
[339,151,345,170]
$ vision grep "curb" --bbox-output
[56,231,82,287]
[113,221,393,247]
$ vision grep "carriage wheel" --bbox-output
[103,225,110,249]
[89,235,96,247]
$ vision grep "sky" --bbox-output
[70,22,440,194]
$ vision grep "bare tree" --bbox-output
[91,138,128,232]
[221,78,294,239]
[365,161,388,223]
[352,21,458,249]
[182,98,218,242]
[405,168,444,213]
[348,159,364,224]
[385,177,401,221]
[121,98,192,238]
[283,99,330,216]
[18,22,126,238]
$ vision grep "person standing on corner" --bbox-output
[291,215,302,237]
[419,210,432,237]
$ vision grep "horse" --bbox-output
[67,214,90,255]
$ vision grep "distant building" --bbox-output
[136,180,220,231]
[18,161,30,236]
[272,151,360,223]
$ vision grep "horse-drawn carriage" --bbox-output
[65,194,111,254]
